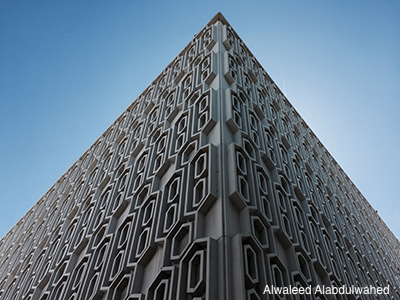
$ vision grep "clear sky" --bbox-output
[0,1,399,240]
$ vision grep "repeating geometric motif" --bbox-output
[0,13,399,300]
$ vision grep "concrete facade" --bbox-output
[0,13,399,300]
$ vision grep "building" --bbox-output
[0,12,399,300]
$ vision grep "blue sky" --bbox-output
[0,1,399,239]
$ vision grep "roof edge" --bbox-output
[208,12,230,27]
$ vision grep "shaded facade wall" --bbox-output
[0,13,399,300]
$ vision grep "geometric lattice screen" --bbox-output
[1,13,399,300]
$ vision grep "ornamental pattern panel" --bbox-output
[0,13,399,300]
